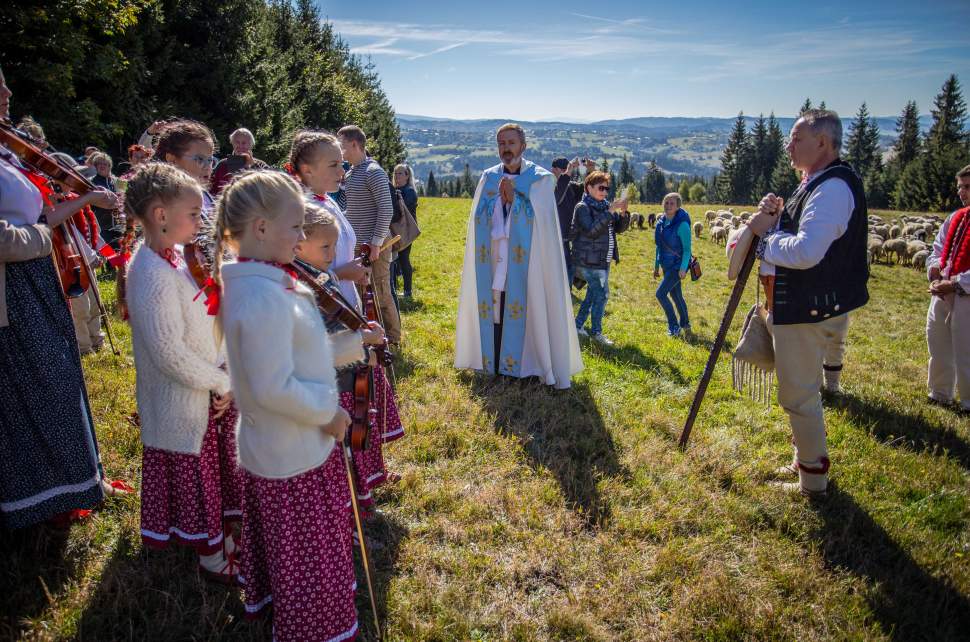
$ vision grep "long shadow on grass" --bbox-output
[806,485,970,640]
[0,524,73,639]
[355,512,408,642]
[468,375,626,527]
[830,392,970,471]
[583,339,687,385]
[76,536,267,640]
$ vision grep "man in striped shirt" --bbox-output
[337,125,400,345]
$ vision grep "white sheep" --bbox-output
[693,221,704,238]
[711,225,727,245]
[883,238,908,264]
[911,250,930,270]
[889,225,901,239]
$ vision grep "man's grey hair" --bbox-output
[799,109,842,151]
[230,127,255,145]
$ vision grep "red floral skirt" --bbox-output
[238,447,357,642]
[375,364,404,444]
[140,402,242,556]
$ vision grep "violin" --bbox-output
[0,119,95,298]
[355,237,400,369]
[291,259,375,452]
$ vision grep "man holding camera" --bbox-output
[552,157,597,284]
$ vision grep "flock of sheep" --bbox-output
[679,208,943,270]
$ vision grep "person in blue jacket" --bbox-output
[653,192,692,336]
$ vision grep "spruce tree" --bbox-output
[639,160,666,203]
[892,101,922,168]
[618,154,635,186]
[926,74,968,152]
[844,102,881,181]
[716,113,753,204]
[771,154,800,199]
[461,163,475,195]
[749,114,770,200]
[898,75,968,211]
[800,98,813,115]
[426,170,439,197]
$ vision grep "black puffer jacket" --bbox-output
[570,200,630,270]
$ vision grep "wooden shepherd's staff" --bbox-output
[678,241,758,449]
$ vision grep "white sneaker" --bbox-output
[576,327,588,338]
[592,333,613,346]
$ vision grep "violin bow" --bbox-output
[65,222,120,356]
[342,442,382,639]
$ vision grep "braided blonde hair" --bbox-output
[287,130,340,181]
[303,201,337,237]
[123,162,201,228]
[212,170,303,286]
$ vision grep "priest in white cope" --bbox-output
[455,123,582,389]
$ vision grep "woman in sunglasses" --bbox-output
[570,170,629,345]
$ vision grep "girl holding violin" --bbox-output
[215,171,357,642]
[0,66,124,529]
[123,162,242,583]
[295,203,390,511]
[288,131,406,488]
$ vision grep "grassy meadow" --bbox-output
[2,197,968,641]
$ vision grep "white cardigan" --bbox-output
[221,260,360,479]
[127,244,231,454]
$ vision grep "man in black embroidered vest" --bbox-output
[748,109,869,496]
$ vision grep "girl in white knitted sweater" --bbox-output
[215,171,356,642]
[124,162,242,584]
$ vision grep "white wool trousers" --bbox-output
[769,313,850,492]
[926,293,970,409]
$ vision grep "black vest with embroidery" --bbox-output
[772,160,869,325]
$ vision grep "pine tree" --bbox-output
[763,114,785,194]
[771,154,800,199]
[800,98,813,115]
[892,101,922,168]
[426,170,439,197]
[639,160,666,203]
[749,114,770,200]
[818,100,827,110]
[716,113,753,204]
[618,154,635,186]
[897,75,968,212]
[844,102,881,181]
[926,74,968,152]
[461,163,475,195]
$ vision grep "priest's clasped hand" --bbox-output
[499,176,515,205]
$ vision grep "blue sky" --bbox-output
[319,0,970,122]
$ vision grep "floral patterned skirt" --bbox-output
[140,401,242,556]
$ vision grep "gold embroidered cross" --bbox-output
[503,355,517,373]
[478,244,488,264]
[512,245,526,264]
[508,300,522,320]
[478,300,490,320]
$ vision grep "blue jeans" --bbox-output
[575,266,609,335]
[656,266,690,334]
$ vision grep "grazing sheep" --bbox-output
[731,215,741,228]
[889,225,901,239]
[883,238,908,264]
[867,236,885,264]
[872,225,890,240]
[902,224,919,237]
[693,221,704,238]
[911,250,930,270]
[906,240,928,263]
[740,212,751,223]
[705,210,717,223]
[648,212,657,228]
[915,229,927,242]
[711,225,727,245]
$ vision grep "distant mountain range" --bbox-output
[397,113,933,182]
